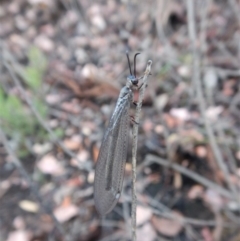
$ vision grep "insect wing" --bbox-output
[94,97,131,216]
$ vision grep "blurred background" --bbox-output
[0,0,240,240]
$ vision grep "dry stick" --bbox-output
[145,154,233,199]
[186,0,238,202]
[2,57,91,172]
[130,190,231,228]
[0,125,66,240]
[136,157,232,199]
[145,197,236,227]
[131,60,152,241]
[216,124,238,177]
[199,0,210,56]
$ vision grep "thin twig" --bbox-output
[216,123,238,177]
[199,0,211,57]
[186,0,238,202]
[145,154,233,199]
[131,60,152,241]
[123,194,237,227]
[0,124,66,240]
[145,199,236,227]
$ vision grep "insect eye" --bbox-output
[127,75,138,85]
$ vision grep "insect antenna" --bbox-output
[126,51,133,75]
[134,53,140,77]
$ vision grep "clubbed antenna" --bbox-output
[133,53,140,77]
[126,51,133,76]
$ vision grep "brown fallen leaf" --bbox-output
[195,145,207,158]
[142,118,154,135]
[222,79,236,97]
[54,204,79,223]
[173,171,182,189]
[163,113,178,129]
[61,101,81,114]
[63,135,82,151]
[151,211,183,237]
[62,196,72,207]
[66,176,84,187]
[188,185,204,199]
[70,149,89,167]
[201,227,214,241]
[34,35,54,52]
[37,154,64,176]
[93,143,99,163]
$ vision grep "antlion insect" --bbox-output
[94,52,141,216]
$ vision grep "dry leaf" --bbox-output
[188,185,204,199]
[54,204,78,223]
[173,171,182,189]
[195,145,208,158]
[70,150,89,167]
[91,15,106,31]
[223,79,236,96]
[203,189,224,212]
[201,227,214,241]
[34,35,54,52]
[88,171,95,184]
[136,206,152,226]
[13,216,26,229]
[63,135,82,150]
[6,230,31,241]
[142,119,154,134]
[19,200,39,213]
[170,108,191,121]
[151,211,183,237]
[32,142,52,155]
[62,196,72,207]
[37,154,64,176]
[154,124,164,134]
[45,93,63,105]
[61,101,81,114]
[205,106,223,121]
[67,176,84,187]
[137,223,156,241]
[81,63,99,80]
[164,113,178,129]
[178,65,191,78]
